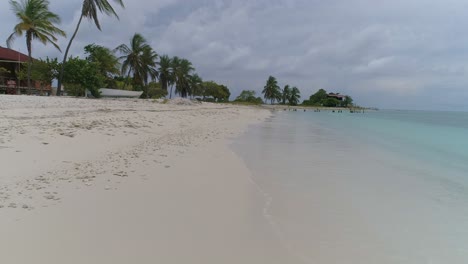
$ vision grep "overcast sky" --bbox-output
[2,0,468,110]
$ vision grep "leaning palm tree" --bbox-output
[7,0,65,89]
[289,86,301,106]
[57,0,124,96]
[115,33,156,90]
[157,54,172,95]
[262,76,281,104]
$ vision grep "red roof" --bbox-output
[0,46,30,62]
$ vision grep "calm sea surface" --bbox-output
[233,109,468,264]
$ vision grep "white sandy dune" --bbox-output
[0,95,299,264]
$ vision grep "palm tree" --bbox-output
[171,57,194,98]
[262,76,281,104]
[289,86,301,106]
[7,0,65,89]
[189,73,203,98]
[168,56,181,99]
[57,0,124,96]
[157,54,172,95]
[282,85,291,105]
[115,33,157,91]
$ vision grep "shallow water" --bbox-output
[233,109,468,264]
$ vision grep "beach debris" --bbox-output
[8,203,17,208]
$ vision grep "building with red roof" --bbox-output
[0,46,51,95]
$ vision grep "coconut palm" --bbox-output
[189,73,203,98]
[57,0,124,96]
[262,76,281,104]
[157,54,172,95]
[115,33,157,91]
[282,85,291,105]
[170,57,194,98]
[7,0,65,89]
[289,86,301,106]
[168,56,181,99]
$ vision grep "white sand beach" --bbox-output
[0,95,298,263]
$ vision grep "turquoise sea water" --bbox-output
[233,110,468,264]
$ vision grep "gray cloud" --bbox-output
[2,0,468,110]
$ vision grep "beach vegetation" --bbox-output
[16,57,59,94]
[172,57,195,98]
[281,85,291,105]
[303,88,354,107]
[199,81,231,102]
[146,81,168,99]
[84,44,120,88]
[157,54,173,95]
[234,90,264,105]
[289,86,301,106]
[57,0,124,96]
[262,76,282,104]
[7,0,65,89]
[115,33,158,97]
[62,56,104,97]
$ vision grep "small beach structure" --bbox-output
[0,46,51,95]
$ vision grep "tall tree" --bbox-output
[84,44,119,87]
[189,73,203,98]
[157,54,172,95]
[115,33,157,91]
[282,85,291,105]
[57,0,124,96]
[173,58,194,98]
[262,76,281,104]
[289,86,301,106]
[168,56,181,99]
[7,0,65,89]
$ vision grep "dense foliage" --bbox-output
[62,56,104,97]
[303,88,353,107]
[262,76,282,104]
[234,90,264,104]
[58,0,124,96]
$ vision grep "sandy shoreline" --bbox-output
[0,95,298,263]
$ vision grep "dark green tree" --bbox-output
[235,90,263,104]
[157,54,172,95]
[322,98,341,107]
[282,85,291,105]
[307,88,328,105]
[342,96,353,107]
[289,87,301,106]
[84,44,119,87]
[115,33,158,92]
[62,56,104,97]
[173,58,194,98]
[262,76,281,104]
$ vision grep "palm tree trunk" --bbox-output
[57,14,84,96]
[26,32,32,92]
[169,85,173,99]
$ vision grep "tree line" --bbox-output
[5,0,230,100]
